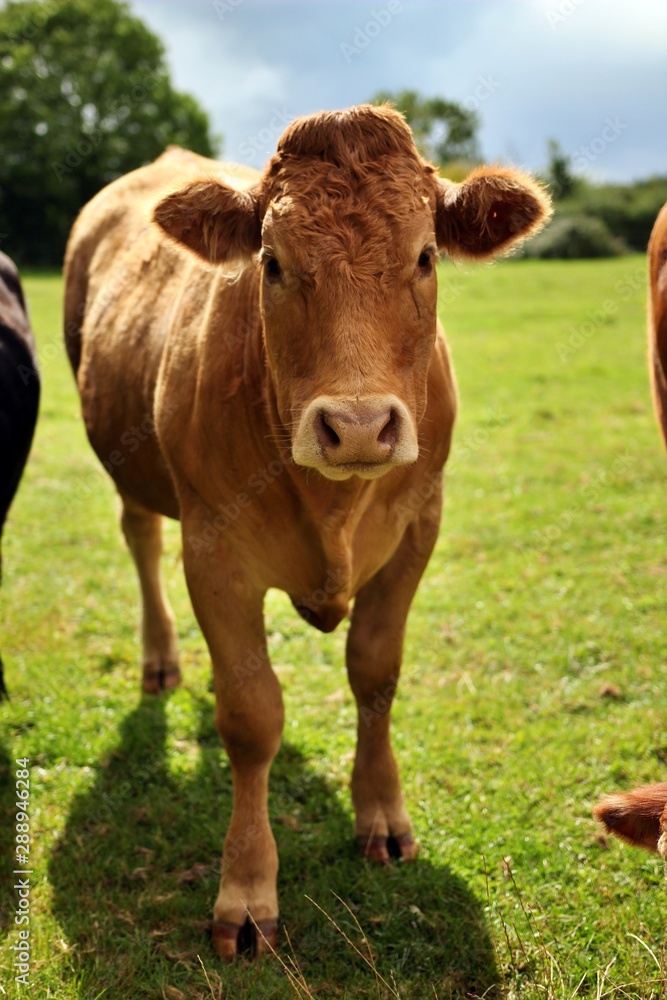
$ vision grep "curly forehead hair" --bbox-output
[257,105,439,273]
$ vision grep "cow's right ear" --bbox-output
[153,180,262,264]
[593,784,667,853]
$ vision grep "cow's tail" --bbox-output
[594,783,667,855]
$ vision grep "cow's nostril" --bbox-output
[377,409,397,448]
[318,413,340,448]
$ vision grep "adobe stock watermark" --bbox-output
[359,677,398,727]
[340,1,403,63]
[572,117,628,173]
[238,108,292,165]
[57,401,178,510]
[556,263,645,363]
[89,750,165,827]
[51,69,161,182]
[545,0,587,28]
[85,266,132,327]
[221,823,262,877]
[391,405,505,524]
[6,0,58,44]
[462,74,501,113]
[532,454,634,550]
[15,270,131,386]
[439,259,502,311]
[447,404,508,476]
[187,458,287,555]
[393,470,442,525]
[12,758,32,988]
[212,0,244,18]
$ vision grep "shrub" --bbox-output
[558,177,667,251]
[522,213,628,259]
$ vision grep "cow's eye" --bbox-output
[265,256,282,282]
[417,250,433,274]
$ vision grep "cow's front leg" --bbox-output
[346,495,441,865]
[182,516,283,959]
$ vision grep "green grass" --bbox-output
[1,256,666,999]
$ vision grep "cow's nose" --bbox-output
[292,394,419,478]
[316,404,398,463]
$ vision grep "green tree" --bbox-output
[545,139,578,200]
[0,0,219,264]
[371,89,480,166]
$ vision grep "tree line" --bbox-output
[0,0,664,265]
[0,0,216,265]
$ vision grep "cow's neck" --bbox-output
[258,328,381,586]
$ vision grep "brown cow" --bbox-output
[64,105,550,957]
[592,207,667,864]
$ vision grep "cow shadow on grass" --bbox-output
[50,694,501,999]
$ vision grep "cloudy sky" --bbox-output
[128,0,667,183]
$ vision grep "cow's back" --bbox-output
[64,148,260,517]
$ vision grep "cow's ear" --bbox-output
[153,180,261,264]
[434,167,552,260]
[593,784,667,853]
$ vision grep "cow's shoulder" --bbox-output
[155,147,260,192]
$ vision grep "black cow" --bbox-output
[0,252,40,698]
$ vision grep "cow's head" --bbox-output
[154,105,551,481]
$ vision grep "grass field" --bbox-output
[1,255,666,999]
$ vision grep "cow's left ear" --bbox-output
[153,180,262,264]
[435,167,552,260]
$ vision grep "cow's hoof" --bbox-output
[162,666,182,691]
[357,831,419,865]
[141,664,181,695]
[212,916,278,960]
